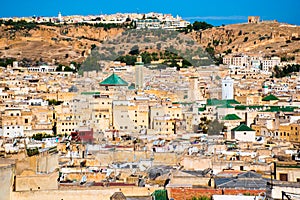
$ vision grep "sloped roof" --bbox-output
[217,104,235,109]
[231,124,254,132]
[238,171,262,179]
[100,73,128,86]
[128,83,135,90]
[264,106,295,112]
[262,94,279,101]
[222,114,242,120]
[215,171,267,190]
[110,192,126,200]
[81,91,100,95]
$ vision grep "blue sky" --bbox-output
[1,0,299,25]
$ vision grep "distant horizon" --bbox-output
[1,0,299,26]
[1,12,299,27]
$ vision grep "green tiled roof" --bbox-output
[128,83,135,90]
[207,99,240,106]
[222,114,242,120]
[235,105,265,110]
[81,91,100,95]
[262,94,279,101]
[232,124,255,132]
[172,102,193,105]
[99,73,128,86]
[235,105,247,110]
[264,106,295,112]
[198,106,206,112]
[217,103,235,109]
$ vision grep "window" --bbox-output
[279,173,288,181]
[25,119,28,123]
[244,132,247,135]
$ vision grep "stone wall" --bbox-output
[15,171,58,192]
[0,164,15,200]
[12,187,160,200]
[94,150,179,166]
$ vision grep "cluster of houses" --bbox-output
[1,54,300,200]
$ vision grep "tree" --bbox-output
[192,21,213,31]
[129,45,140,55]
[207,119,224,135]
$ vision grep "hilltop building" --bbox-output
[248,16,260,24]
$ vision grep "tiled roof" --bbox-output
[231,124,254,132]
[217,104,235,109]
[264,106,295,112]
[222,114,242,120]
[81,91,100,95]
[262,94,279,101]
[99,73,128,86]
[215,171,268,190]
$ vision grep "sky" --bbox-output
[1,0,299,26]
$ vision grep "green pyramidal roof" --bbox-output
[232,124,255,132]
[222,114,242,120]
[100,73,128,86]
[262,94,279,101]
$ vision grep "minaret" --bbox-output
[135,55,144,90]
[263,82,269,95]
[58,12,62,23]
[222,76,234,100]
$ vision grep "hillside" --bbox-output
[0,24,123,65]
[0,21,299,67]
[190,21,300,62]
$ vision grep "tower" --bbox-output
[58,12,62,23]
[263,82,269,95]
[135,55,144,90]
[222,76,234,100]
[188,76,201,101]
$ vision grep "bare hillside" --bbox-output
[190,22,300,61]
[0,24,123,65]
